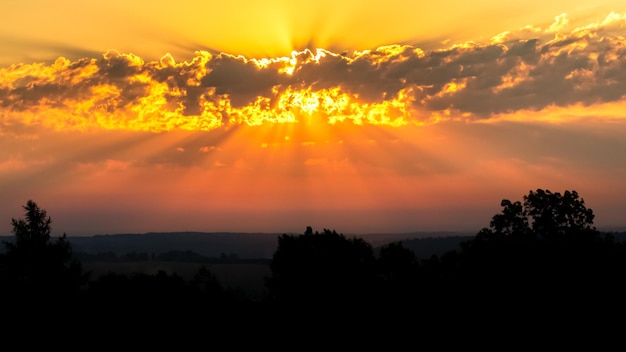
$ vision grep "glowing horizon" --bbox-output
[1,4,626,236]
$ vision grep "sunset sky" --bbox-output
[2,1,626,236]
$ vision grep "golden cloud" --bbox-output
[1,12,626,134]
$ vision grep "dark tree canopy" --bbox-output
[11,200,53,248]
[1,192,623,332]
[266,227,378,310]
[1,200,87,301]
[377,241,419,283]
[445,189,624,311]
[524,189,596,238]
[476,189,599,241]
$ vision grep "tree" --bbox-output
[475,189,599,241]
[524,189,597,239]
[377,241,419,284]
[265,227,377,312]
[445,189,626,313]
[375,241,422,309]
[0,200,87,301]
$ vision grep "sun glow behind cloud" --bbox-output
[1,7,626,235]
[3,10,626,133]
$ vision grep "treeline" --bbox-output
[2,189,626,333]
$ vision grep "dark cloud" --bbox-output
[96,51,143,79]
[505,39,541,62]
[201,53,282,107]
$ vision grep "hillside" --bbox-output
[63,231,474,259]
[0,230,478,259]
[3,230,623,260]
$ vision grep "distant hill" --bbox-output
[3,230,623,260]
[397,236,473,259]
[0,230,476,259]
[67,232,285,259]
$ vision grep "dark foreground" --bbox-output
[3,190,626,343]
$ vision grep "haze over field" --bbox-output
[1,1,626,236]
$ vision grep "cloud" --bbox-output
[1,12,626,134]
[547,13,570,33]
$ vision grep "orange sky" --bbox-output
[1,2,626,236]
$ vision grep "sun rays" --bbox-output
[1,6,626,235]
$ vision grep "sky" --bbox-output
[1,1,626,236]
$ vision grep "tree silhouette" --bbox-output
[377,242,419,287]
[524,189,597,239]
[266,227,377,315]
[0,200,87,303]
[373,241,423,314]
[435,189,626,318]
[475,189,598,241]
